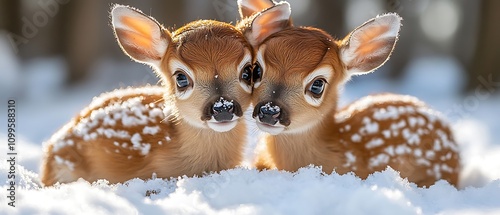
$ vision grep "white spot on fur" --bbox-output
[149,108,164,119]
[382,130,391,138]
[425,150,435,159]
[336,95,425,123]
[130,133,151,155]
[395,144,410,155]
[361,117,379,134]
[384,146,395,156]
[402,128,420,145]
[54,155,75,171]
[414,149,422,157]
[131,133,142,148]
[143,126,160,135]
[365,138,384,149]
[351,134,361,142]
[369,153,390,168]
[344,151,357,167]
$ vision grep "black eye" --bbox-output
[175,72,190,89]
[253,63,262,83]
[309,79,326,97]
[241,64,252,85]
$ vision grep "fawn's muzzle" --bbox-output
[202,96,243,122]
[253,101,290,126]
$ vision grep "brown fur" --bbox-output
[255,94,460,187]
[41,15,253,186]
[241,4,460,186]
[41,87,247,185]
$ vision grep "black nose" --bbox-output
[257,102,281,125]
[211,97,235,122]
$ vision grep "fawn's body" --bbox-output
[255,94,459,186]
[41,87,246,185]
[41,5,254,185]
[238,1,460,186]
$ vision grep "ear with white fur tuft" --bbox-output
[238,0,275,18]
[246,2,292,47]
[340,13,402,75]
[111,5,170,67]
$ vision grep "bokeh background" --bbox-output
[0,0,499,178]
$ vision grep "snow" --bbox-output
[1,47,500,213]
[214,97,234,109]
[263,102,280,113]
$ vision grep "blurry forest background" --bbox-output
[1,0,499,93]
[1,0,500,144]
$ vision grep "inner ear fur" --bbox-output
[339,13,402,75]
[246,2,292,48]
[111,5,171,67]
[238,0,275,19]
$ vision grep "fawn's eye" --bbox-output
[174,71,191,90]
[241,64,253,85]
[308,78,326,98]
[253,63,262,83]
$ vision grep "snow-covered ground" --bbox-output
[1,36,500,214]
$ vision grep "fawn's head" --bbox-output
[238,1,401,135]
[111,5,254,132]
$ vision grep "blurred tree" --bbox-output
[60,0,101,84]
[0,0,21,35]
[384,0,412,80]
[467,0,500,93]
[58,0,185,85]
[316,0,345,39]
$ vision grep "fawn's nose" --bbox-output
[202,96,243,122]
[212,97,234,121]
[259,103,280,125]
[253,101,290,126]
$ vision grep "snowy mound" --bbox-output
[1,164,500,215]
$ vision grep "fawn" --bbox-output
[40,5,255,185]
[237,1,460,187]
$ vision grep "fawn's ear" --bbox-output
[111,5,170,67]
[246,2,291,47]
[238,0,275,18]
[340,13,402,75]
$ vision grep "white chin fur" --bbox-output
[207,120,238,132]
[256,121,285,135]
